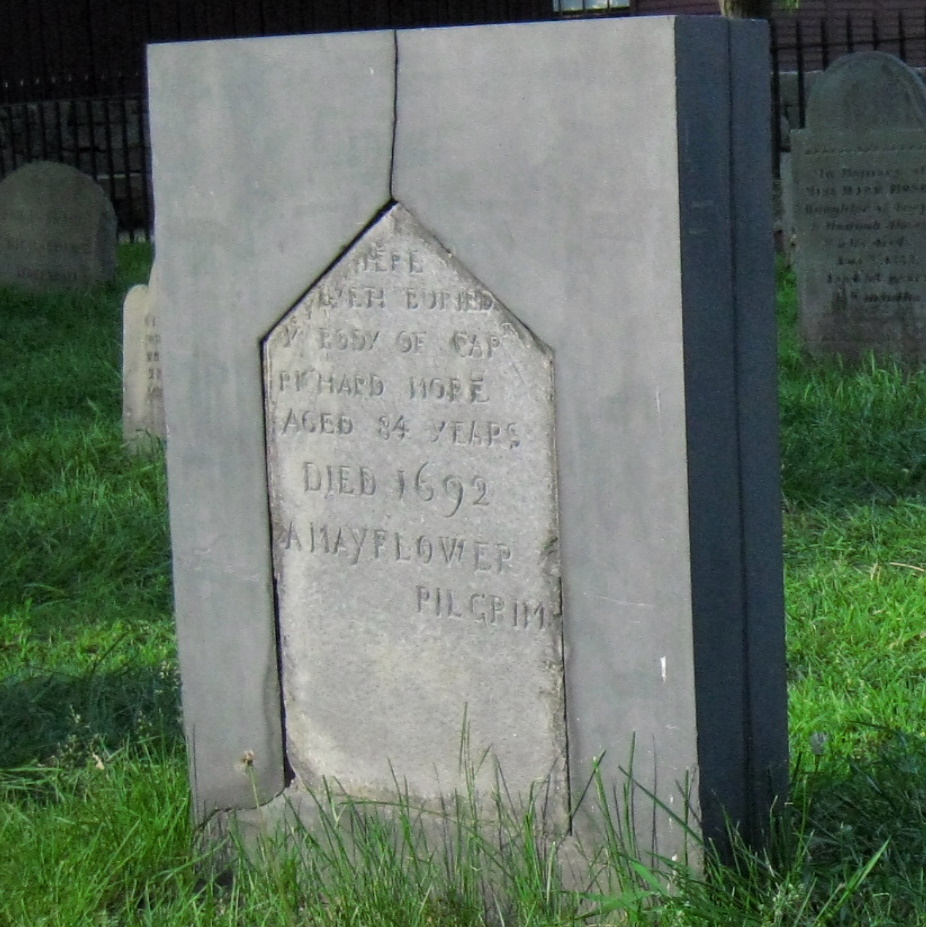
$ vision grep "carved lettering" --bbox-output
[263,204,566,817]
[793,119,926,362]
[452,331,501,359]
[278,409,354,435]
[409,374,488,403]
[303,463,376,496]
[318,328,382,351]
[415,585,556,629]
[288,521,513,574]
[428,419,520,449]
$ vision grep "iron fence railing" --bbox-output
[0,71,150,240]
[4,4,926,239]
[0,0,568,239]
[0,0,560,104]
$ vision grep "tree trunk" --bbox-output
[719,0,773,18]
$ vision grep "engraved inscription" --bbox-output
[122,274,165,450]
[144,313,163,406]
[795,152,926,307]
[264,204,566,822]
[793,122,926,361]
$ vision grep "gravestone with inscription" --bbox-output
[123,264,166,451]
[149,16,787,866]
[265,205,567,818]
[792,52,926,363]
[0,161,117,291]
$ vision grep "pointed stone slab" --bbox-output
[264,204,567,822]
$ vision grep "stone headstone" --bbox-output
[149,16,787,865]
[0,161,117,291]
[265,204,567,820]
[123,264,166,451]
[792,52,926,363]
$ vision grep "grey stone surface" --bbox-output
[149,15,787,862]
[265,204,566,821]
[123,264,166,452]
[0,161,116,290]
[792,52,926,363]
[392,16,786,852]
[149,30,395,812]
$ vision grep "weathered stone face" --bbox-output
[792,52,926,363]
[264,204,567,820]
[0,161,116,291]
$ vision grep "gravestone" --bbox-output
[792,52,926,363]
[123,264,166,451]
[149,16,787,865]
[0,161,117,290]
[265,204,568,820]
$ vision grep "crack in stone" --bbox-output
[389,30,399,198]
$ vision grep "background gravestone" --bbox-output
[792,51,926,363]
[149,16,787,864]
[0,161,117,290]
[123,264,166,451]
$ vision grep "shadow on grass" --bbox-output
[792,729,926,923]
[778,353,926,510]
[0,663,182,773]
[776,264,926,510]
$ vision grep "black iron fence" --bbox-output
[0,74,150,240]
[4,3,926,239]
[0,0,559,103]
[0,0,569,240]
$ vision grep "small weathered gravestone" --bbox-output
[123,264,166,451]
[0,161,117,290]
[792,52,926,363]
[149,16,787,867]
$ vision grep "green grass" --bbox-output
[1,252,926,924]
